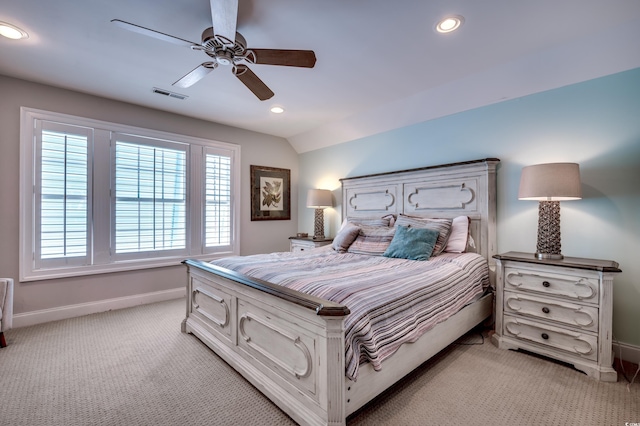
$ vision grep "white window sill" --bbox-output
[20,251,238,282]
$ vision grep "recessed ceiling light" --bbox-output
[270,106,285,114]
[435,16,464,34]
[0,22,29,40]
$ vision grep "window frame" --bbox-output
[20,107,241,282]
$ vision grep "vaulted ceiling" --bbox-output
[2,0,639,153]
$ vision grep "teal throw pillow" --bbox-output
[383,225,439,261]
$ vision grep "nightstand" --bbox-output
[491,251,621,382]
[289,236,332,253]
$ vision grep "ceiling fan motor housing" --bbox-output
[201,27,247,64]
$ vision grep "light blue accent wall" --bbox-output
[299,68,640,346]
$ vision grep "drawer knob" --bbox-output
[541,333,549,340]
[542,281,551,288]
[542,307,550,314]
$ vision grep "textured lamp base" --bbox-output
[536,200,563,259]
[313,208,325,239]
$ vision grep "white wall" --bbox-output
[298,68,640,347]
[0,75,299,318]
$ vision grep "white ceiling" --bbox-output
[2,0,640,153]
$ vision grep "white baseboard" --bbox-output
[12,287,185,328]
[613,341,640,366]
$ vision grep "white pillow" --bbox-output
[444,216,470,253]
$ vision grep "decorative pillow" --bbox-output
[445,215,470,253]
[383,225,439,261]
[381,213,396,227]
[395,215,452,257]
[343,216,392,228]
[332,222,361,252]
[347,225,396,256]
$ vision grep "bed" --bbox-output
[182,158,499,426]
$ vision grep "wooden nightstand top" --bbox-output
[493,251,621,273]
[289,236,333,243]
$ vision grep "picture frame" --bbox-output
[250,165,291,221]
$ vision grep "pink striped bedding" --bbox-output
[210,250,490,381]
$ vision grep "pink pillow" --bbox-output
[445,216,470,253]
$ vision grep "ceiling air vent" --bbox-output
[152,87,188,100]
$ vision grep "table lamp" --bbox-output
[518,162,582,259]
[306,189,332,239]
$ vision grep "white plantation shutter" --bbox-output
[113,137,187,257]
[205,151,232,248]
[35,121,92,268]
[21,108,240,281]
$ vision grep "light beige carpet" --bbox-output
[1,298,637,426]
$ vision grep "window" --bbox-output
[205,151,232,248]
[20,108,240,281]
[36,122,92,269]
[113,136,187,257]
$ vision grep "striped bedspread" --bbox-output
[211,250,489,381]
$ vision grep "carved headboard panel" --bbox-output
[340,158,499,267]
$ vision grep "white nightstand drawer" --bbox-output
[503,315,598,362]
[291,243,310,253]
[289,237,332,253]
[504,267,599,303]
[504,291,599,332]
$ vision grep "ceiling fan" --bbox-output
[112,0,316,101]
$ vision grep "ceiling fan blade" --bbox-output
[111,19,198,47]
[248,49,317,68]
[233,65,274,101]
[210,0,238,46]
[173,62,216,88]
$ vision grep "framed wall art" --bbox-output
[250,165,291,221]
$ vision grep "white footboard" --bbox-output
[182,259,493,426]
[182,259,350,426]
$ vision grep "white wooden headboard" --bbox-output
[340,158,500,269]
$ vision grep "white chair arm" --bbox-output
[1,278,14,331]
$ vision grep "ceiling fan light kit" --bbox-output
[112,0,316,101]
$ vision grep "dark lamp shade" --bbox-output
[306,189,332,208]
[518,163,582,201]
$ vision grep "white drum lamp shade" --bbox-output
[307,189,332,239]
[518,163,582,259]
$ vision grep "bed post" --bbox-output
[323,317,346,426]
[483,159,500,287]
